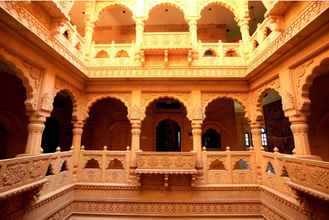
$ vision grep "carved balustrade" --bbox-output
[261,151,294,196]
[89,43,138,66]
[142,32,191,50]
[40,150,74,195]
[203,149,256,185]
[195,41,246,66]
[279,155,329,200]
[248,17,281,63]
[56,22,85,59]
[0,150,73,199]
[34,0,72,20]
[135,151,197,174]
[79,149,130,184]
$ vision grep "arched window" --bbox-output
[198,4,241,42]
[202,128,221,150]
[203,49,216,57]
[0,70,28,159]
[156,119,181,152]
[95,50,109,58]
[42,91,73,153]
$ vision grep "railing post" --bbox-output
[102,146,107,182]
[226,147,233,183]
[250,121,264,183]
[202,146,207,184]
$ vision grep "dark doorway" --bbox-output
[42,91,73,153]
[0,70,28,159]
[156,119,181,152]
[202,128,221,150]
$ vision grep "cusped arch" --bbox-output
[0,49,38,112]
[145,1,188,21]
[95,2,135,23]
[299,57,329,112]
[142,95,191,121]
[203,95,250,122]
[87,95,130,118]
[198,0,240,21]
[254,87,281,121]
[55,89,79,120]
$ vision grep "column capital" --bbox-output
[250,121,264,130]
[72,120,84,129]
[290,123,308,134]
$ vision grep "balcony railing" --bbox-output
[281,155,329,200]
[194,41,246,66]
[135,151,197,174]
[142,32,191,49]
[89,43,138,66]
[78,148,130,183]
[0,150,73,199]
[202,148,256,184]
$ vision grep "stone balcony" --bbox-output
[135,151,197,175]
[142,32,191,50]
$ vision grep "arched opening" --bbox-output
[202,128,221,150]
[260,89,294,154]
[145,4,188,32]
[93,5,135,44]
[225,49,238,57]
[309,71,329,161]
[42,91,73,153]
[248,1,266,35]
[156,119,181,152]
[203,49,217,57]
[115,50,129,58]
[141,98,192,151]
[82,98,131,150]
[198,4,241,43]
[203,98,250,150]
[0,69,28,159]
[95,50,109,58]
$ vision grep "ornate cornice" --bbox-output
[87,67,247,78]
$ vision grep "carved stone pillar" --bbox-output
[250,122,263,156]
[72,120,84,161]
[25,115,46,155]
[238,18,251,53]
[130,119,141,168]
[289,115,311,155]
[135,19,144,50]
[192,120,202,168]
[188,19,198,50]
